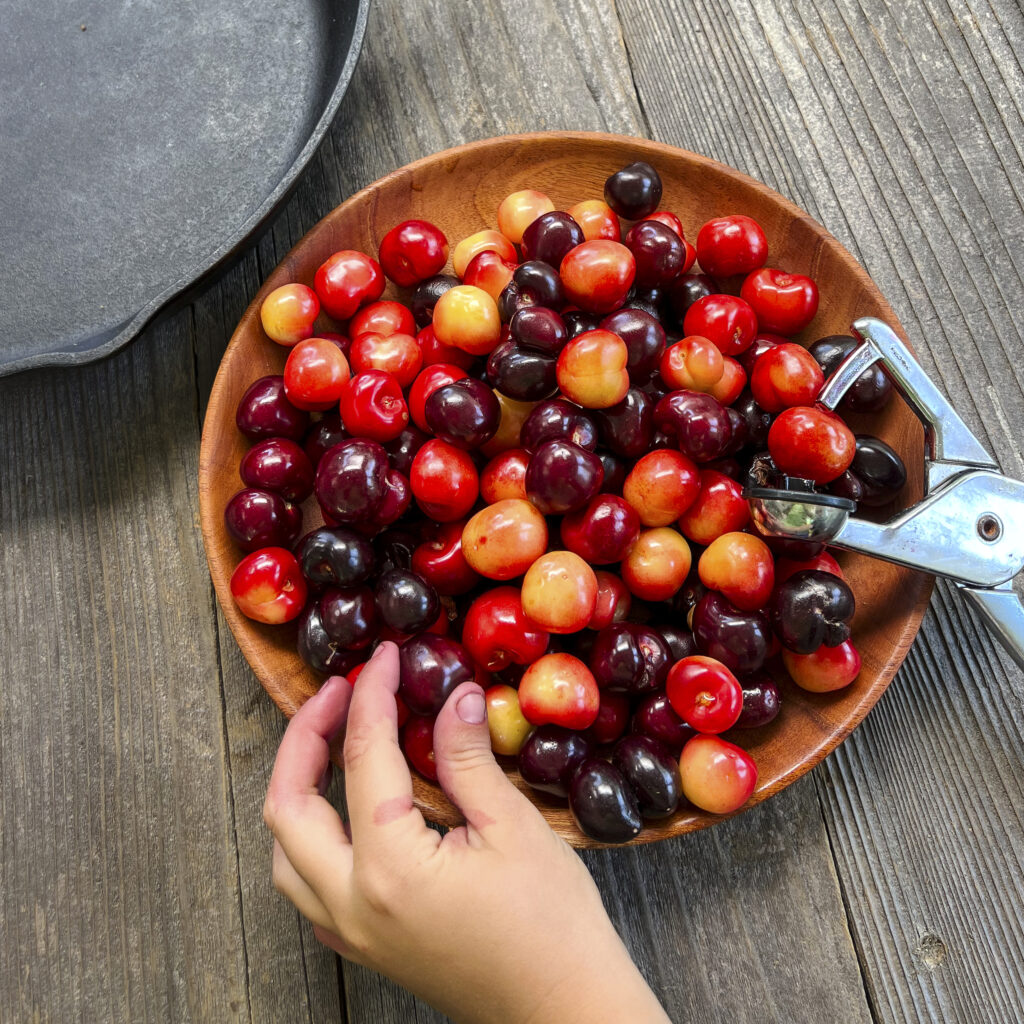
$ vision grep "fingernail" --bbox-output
[456,691,486,725]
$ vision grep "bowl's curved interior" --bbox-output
[199,131,932,848]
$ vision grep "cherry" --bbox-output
[809,335,893,414]
[653,390,733,463]
[677,469,749,546]
[399,634,476,716]
[461,498,548,580]
[485,684,535,756]
[604,161,662,219]
[691,592,770,676]
[612,735,682,819]
[771,569,855,654]
[283,337,351,411]
[631,691,696,752]
[481,448,530,503]
[667,273,716,325]
[569,759,643,843]
[735,672,782,729]
[408,363,471,433]
[661,335,724,392]
[518,725,593,797]
[510,306,568,356]
[518,653,600,730]
[224,488,301,551]
[567,199,620,242]
[424,378,501,450]
[559,494,640,564]
[666,655,743,734]
[695,216,768,278]
[297,527,375,589]
[384,424,431,476]
[768,405,856,484]
[320,585,377,650]
[496,189,555,243]
[621,527,692,602]
[782,638,861,692]
[698,532,774,611]
[521,551,598,634]
[485,339,558,401]
[482,392,538,457]
[775,550,844,584]
[314,250,385,320]
[624,219,684,289]
[315,438,389,526]
[432,284,502,356]
[521,398,598,453]
[560,241,636,314]
[411,520,480,596]
[849,435,907,506]
[378,219,449,287]
[452,229,517,278]
[462,587,549,671]
[588,570,632,629]
[236,375,311,442]
[525,440,604,515]
[589,622,671,694]
[260,283,320,346]
[741,267,819,335]
[622,449,700,527]
[464,249,516,302]
[683,294,758,356]
[297,603,361,676]
[410,439,479,521]
[240,438,314,503]
[349,300,416,340]
[411,274,460,328]
[402,715,439,780]
[230,547,307,624]
[586,692,632,746]
[679,734,757,814]
[521,211,584,268]
[594,388,655,458]
[304,413,349,468]
[349,331,422,388]
[338,370,409,442]
[599,308,665,384]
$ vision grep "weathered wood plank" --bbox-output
[0,318,250,1022]
[617,0,1024,1020]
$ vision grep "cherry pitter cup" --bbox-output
[745,317,1024,670]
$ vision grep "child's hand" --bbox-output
[263,641,670,1024]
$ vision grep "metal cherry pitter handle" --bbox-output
[745,316,1024,671]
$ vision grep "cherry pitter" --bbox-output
[745,317,1024,670]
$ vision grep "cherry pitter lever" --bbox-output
[745,317,1024,670]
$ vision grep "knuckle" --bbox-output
[354,863,404,919]
[342,720,377,771]
[440,742,495,774]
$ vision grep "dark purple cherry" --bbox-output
[604,161,662,220]
[512,260,564,307]
[510,306,568,356]
[667,273,715,327]
[297,527,375,589]
[733,390,772,448]
[612,734,682,818]
[589,623,671,695]
[521,212,584,269]
[374,526,420,574]
[297,602,361,676]
[377,469,412,526]
[564,310,603,339]
[828,470,864,503]
[737,335,780,376]
[320,585,376,650]
[657,624,697,661]
[692,592,771,675]
[236,375,310,442]
[375,569,440,635]
[569,759,642,843]
[809,335,893,413]
[385,424,432,477]
[600,308,665,384]
[771,569,855,654]
[631,691,696,752]
[597,452,628,494]
[424,378,500,450]
[315,439,389,524]
[526,440,604,515]
[594,388,654,458]
[224,488,300,551]
[398,635,476,716]
[411,274,460,328]
[735,672,782,729]
[624,220,684,289]
[654,390,732,462]
[240,438,314,503]
[851,435,907,506]
[520,398,598,453]
[485,340,558,401]
[518,725,593,797]
[304,414,349,468]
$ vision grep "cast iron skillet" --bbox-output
[0,0,369,377]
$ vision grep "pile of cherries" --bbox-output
[226,159,907,843]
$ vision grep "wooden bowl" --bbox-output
[199,131,932,848]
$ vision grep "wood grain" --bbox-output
[616,0,1024,1020]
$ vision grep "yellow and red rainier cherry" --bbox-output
[229,547,307,624]
[698,532,775,611]
[518,653,601,730]
[521,550,598,633]
[556,329,630,408]
[567,199,621,242]
[679,734,758,814]
[621,527,692,602]
[461,498,548,580]
[783,640,861,692]
[260,283,320,346]
[485,684,535,755]
[432,284,501,356]
[660,334,724,392]
[497,189,555,244]
[622,449,700,527]
[560,240,636,313]
[452,229,518,278]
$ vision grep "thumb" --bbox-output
[432,680,532,835]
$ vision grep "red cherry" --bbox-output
[462,587,550,672]
[283,338,351,411]
[230,547,307,624]
[410,439,479,521]
[349,299,416,339]
[768,406,856,484]
[313,250,385,321]
[666,656,743,734]
[349,332,422,388]
[741,267,819,335]
[408,362,471,432]
[695,215,768,278]
[339,370,410,442]
[401,715,438,780]
[378,219,449,287]
[783,639,861,692]
[683,294,758,356]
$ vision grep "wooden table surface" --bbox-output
[3,1,1023,1021]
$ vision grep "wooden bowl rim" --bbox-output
[199,130,934,848]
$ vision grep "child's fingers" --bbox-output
[343,643,432,854]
